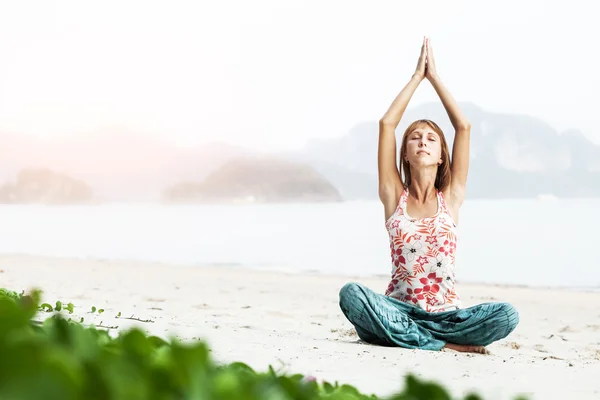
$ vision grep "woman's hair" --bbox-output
[399,119,451,192]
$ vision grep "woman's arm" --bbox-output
[425,38,472,207]
[378,38,427,219]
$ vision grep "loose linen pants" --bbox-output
[339,282,519,351]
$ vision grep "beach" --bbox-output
[1,253,599,400]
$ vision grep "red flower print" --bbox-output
[391,247,406,267]
[425,235,438,246]
[419,272,443,294]
[438,240,456,256]
[391,219,401,229]
[426,296,439,307]
[447,240,456,252]
[385,279,399,295]
[405,288,424,304]
[411,255,427,274]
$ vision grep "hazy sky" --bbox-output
[0,0,597,151]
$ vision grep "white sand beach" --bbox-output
[1,254,599,400]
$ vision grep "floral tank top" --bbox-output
[384,188,461,312]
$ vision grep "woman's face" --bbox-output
[404,126,443,168]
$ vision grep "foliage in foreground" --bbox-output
[0,288,524,400]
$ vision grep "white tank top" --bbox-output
[384,188,461,312]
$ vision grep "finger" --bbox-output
[427,41,435,64]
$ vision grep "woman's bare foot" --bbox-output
[443,343,490,354]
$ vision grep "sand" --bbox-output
[1,254,599,400]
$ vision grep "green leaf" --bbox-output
[40,303,53,312]
[322,381,335,394]
[91,306,96,313]
[399,374,452,400]
[55,301,62,312]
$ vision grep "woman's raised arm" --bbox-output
[425,38,472,207]
[378,38,427,218]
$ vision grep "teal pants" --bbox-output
[339,282,519,351]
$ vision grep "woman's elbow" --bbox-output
[456,121,472,132]
[379,118,396,128]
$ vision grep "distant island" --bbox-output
[0,168,93,204]
[1,102,600,201]
[162,157,342,204]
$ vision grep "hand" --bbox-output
[425,37,438,81]
[413,37,427,81]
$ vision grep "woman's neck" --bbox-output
[408,170,437,203]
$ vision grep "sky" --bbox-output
[0,0,597,152]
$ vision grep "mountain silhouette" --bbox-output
[1,103,598,202]
[294,102,600,199]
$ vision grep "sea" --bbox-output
[0,198,598,290]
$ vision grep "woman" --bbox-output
[339,37,519,354]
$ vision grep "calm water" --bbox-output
[0,199,598,289]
